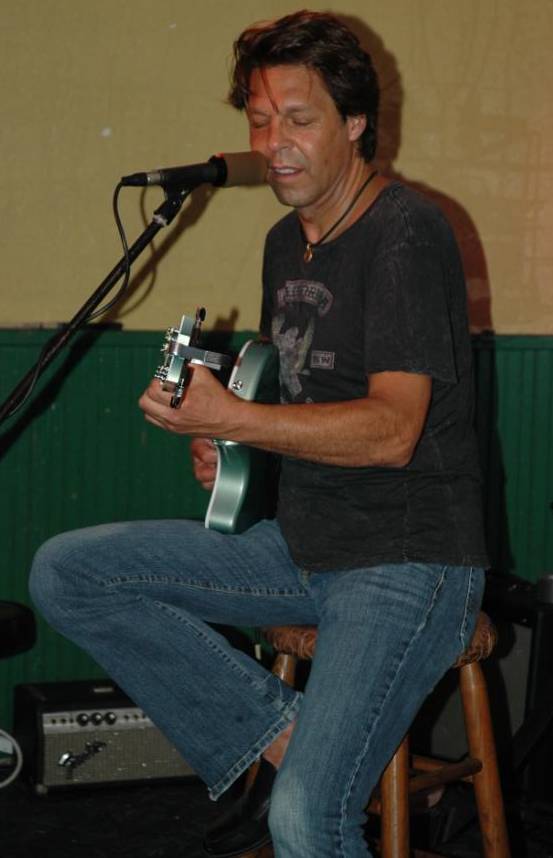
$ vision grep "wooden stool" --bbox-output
[262,613,510,858]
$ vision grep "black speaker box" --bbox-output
[13,680,196,794]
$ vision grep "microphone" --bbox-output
[121,151,267,189]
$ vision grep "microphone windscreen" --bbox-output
[220,151,267,187]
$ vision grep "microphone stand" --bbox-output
[0,188,189,426]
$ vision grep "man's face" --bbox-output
[246,64,366,214]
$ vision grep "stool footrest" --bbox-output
[409,756,482,793]
[368,755,482,814]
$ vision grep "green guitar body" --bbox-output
[205,340,280,534]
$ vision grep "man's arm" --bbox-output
[139,365,431,470]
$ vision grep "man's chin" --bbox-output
[269,181,311,209]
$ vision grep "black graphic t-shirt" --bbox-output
[260,182,489,572]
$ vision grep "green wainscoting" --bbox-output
[0,328,552,729]
[0,326,252,729]
[472,335,553,580]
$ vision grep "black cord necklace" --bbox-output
[303,169,378,263]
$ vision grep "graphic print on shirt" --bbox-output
[272,279,334,402]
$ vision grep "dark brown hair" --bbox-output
[229,10,379,161]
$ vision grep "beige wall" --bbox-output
[2,0,552,334]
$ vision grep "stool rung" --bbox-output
[410,756,482,793]
[368,755,482,814]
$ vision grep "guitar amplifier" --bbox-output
[13,680,196,794]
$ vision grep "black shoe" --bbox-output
[202,758,276,857]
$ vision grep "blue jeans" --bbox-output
[29,518,484,858]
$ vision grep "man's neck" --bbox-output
[298,161,385,245]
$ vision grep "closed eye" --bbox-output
[249,118,270,130]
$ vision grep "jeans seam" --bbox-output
[337,565,447,855]
[151,598,276,691]
[459,566,476,648]
[105,575,306,597]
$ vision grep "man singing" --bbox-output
[30,11,488,857]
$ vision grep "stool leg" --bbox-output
[380,735,410,858]
[272,652,297,687]
[459,662,510,858]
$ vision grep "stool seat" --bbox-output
[260,612,510,858]
[264,611,497,669]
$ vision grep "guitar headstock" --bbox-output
[154,308,232,408]
[155,308,206,408]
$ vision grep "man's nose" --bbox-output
[267,118,289,153]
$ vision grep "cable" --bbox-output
[84,182,131,322]
[0,728,23,789]
[6,183,132,419]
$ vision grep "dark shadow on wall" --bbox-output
[341,13,493,333]
[341,12,513,571]
[0,326,110,462]
[472,332,514,574]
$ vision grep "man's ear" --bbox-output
[347,114,367,142]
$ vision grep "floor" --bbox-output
[1,774,221,858]
[2,771,553,858]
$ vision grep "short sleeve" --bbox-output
[364,240,459,385]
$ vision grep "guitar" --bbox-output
[155,311,280,534]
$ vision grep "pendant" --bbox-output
[304,243,313,263]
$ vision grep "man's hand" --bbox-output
[139,367,233,491]
[190,438,218,490]
[138,364,238,437]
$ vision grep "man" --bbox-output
[30,11,489,858]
